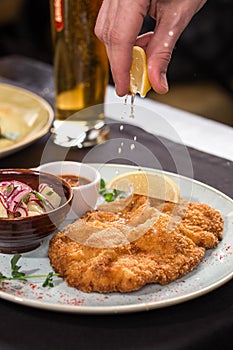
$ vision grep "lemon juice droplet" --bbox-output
[130,94,136,118]
[123,94,136,119]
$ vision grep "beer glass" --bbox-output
[50,0,109,139]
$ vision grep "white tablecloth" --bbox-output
[105,86,233,162]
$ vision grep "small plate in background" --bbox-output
[0,83,54,159]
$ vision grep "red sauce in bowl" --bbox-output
[60,174,90,187]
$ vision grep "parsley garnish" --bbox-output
[0,254,60,289]
[99,179,125,202]
[6,184,13,194]
[46,191,54,196]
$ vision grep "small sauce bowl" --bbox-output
[36,161,100,218]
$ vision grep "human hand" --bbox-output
[95,0,207,96]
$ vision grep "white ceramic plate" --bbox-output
[0,83,54,158]
[0,164,232,314]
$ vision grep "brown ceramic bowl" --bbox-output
[0,168,73,254]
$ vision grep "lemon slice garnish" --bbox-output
[107,171,180,203]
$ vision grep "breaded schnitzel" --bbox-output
[49,195,223,293]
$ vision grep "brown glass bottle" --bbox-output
[50,0,109,122]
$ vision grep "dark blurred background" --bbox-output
[0,0,232,126]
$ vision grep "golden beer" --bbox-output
[50,0,109,122]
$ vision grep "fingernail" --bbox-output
[160,72,168,91]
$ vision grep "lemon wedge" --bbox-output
[129,46,151,98]
[107,171,180,203]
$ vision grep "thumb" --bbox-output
[136,31,170,94]
[147,41,170,95]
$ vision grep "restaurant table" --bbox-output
[0,56,232,350]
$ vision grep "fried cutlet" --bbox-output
[48,195,223,293]
[151,199,223,248]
